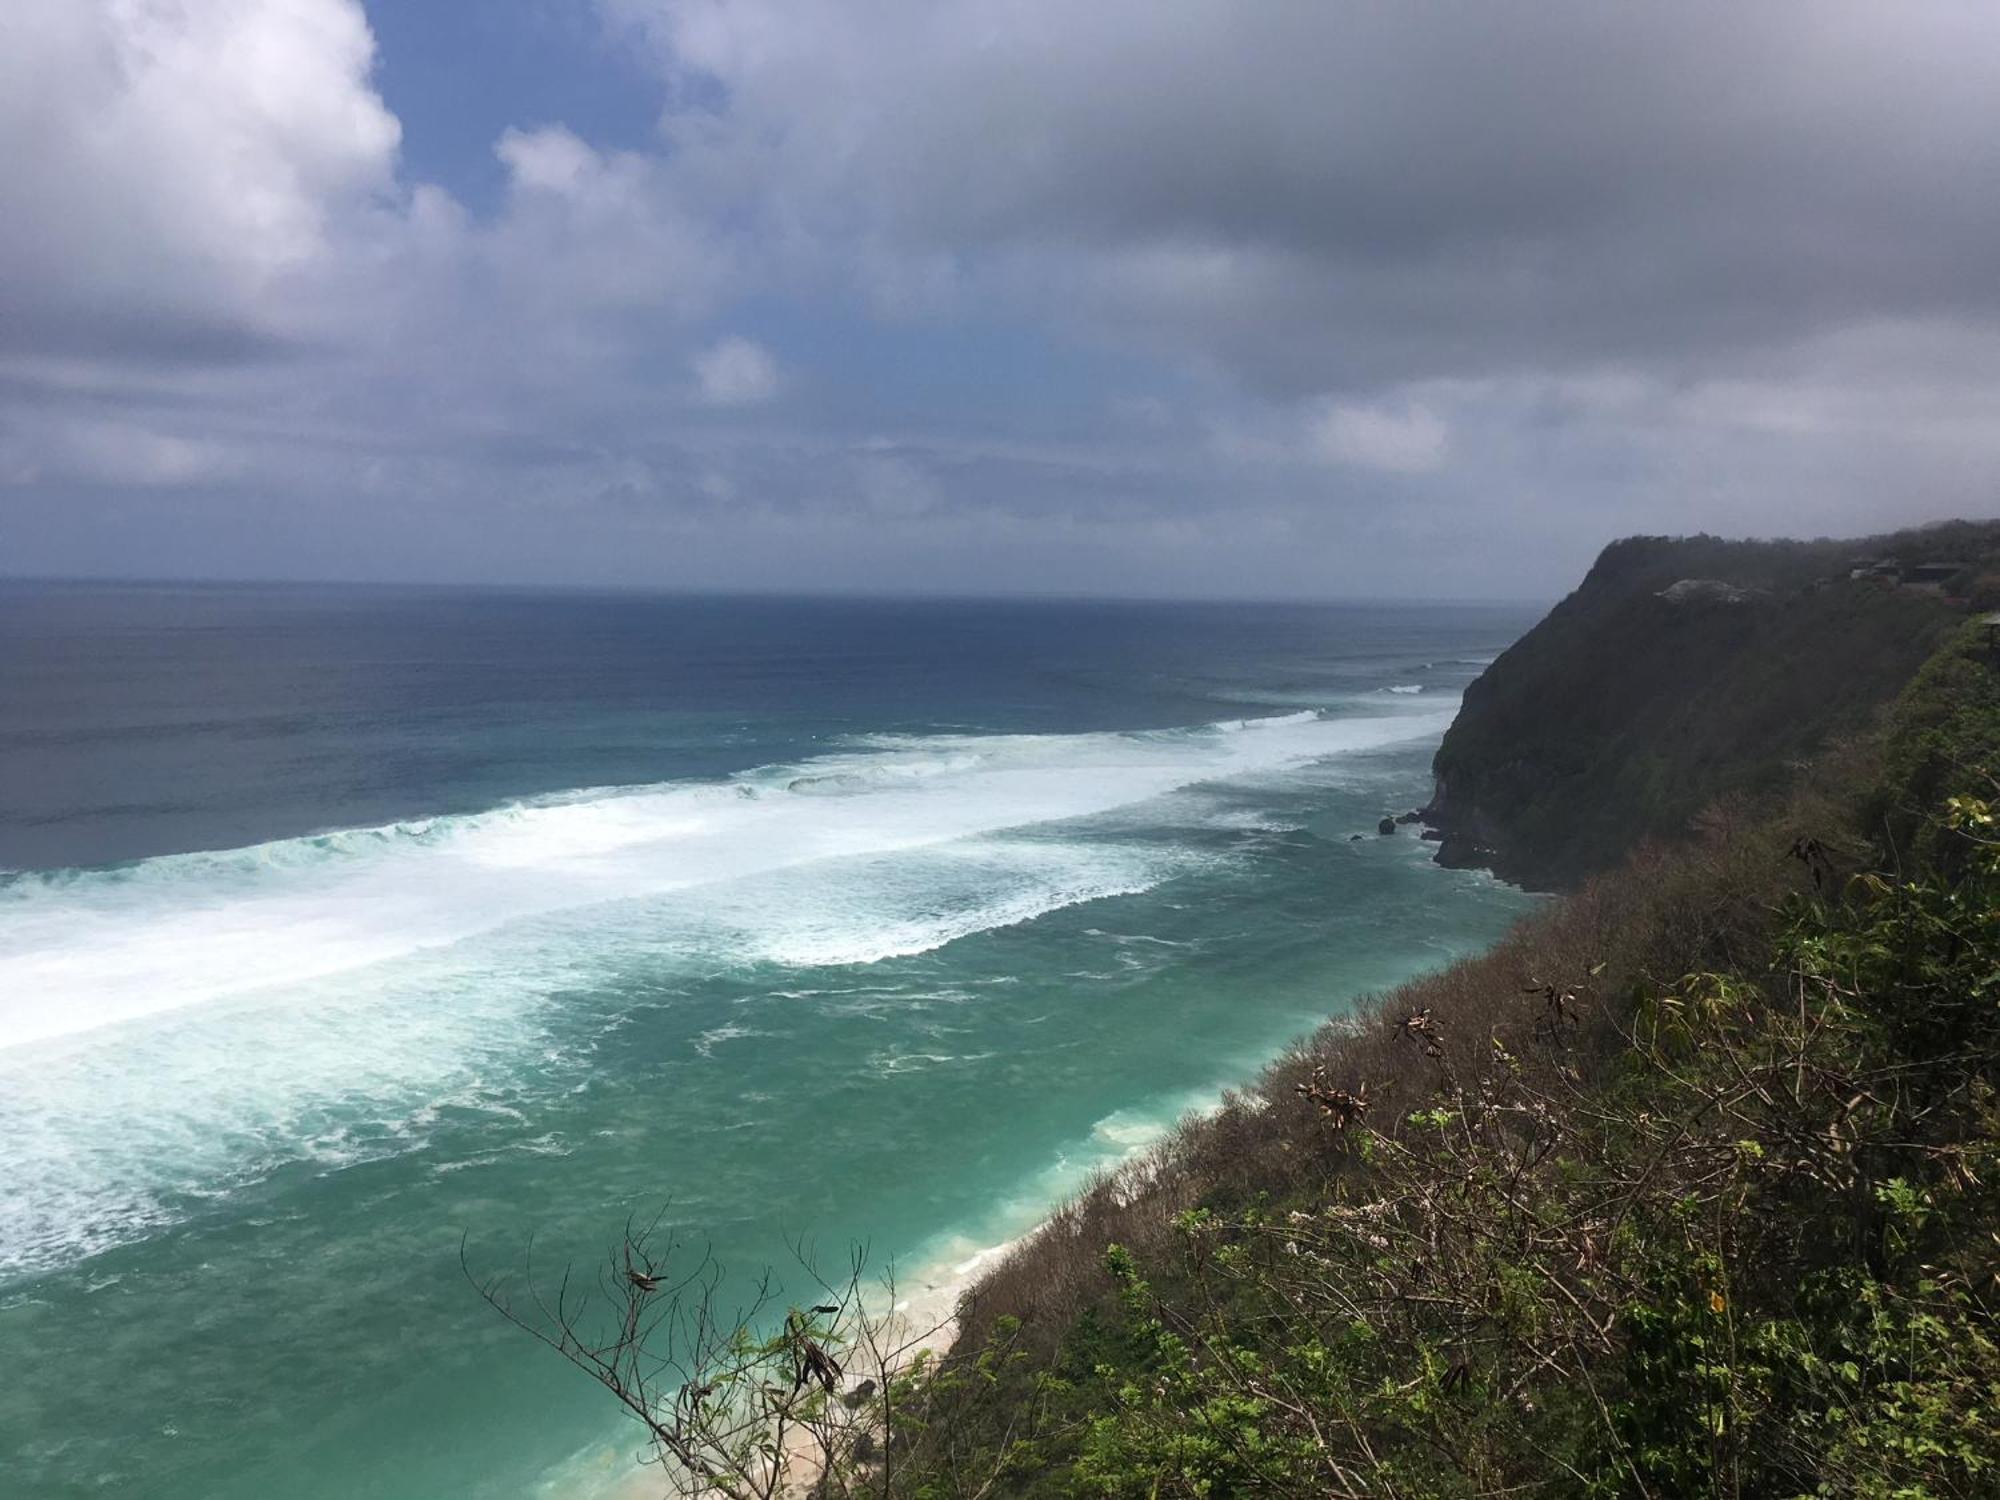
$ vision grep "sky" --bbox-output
[3,1,1998,600]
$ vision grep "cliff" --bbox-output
[852,584,2000,1500]
[513,535,2000,1498]
[1423,523,2000,888]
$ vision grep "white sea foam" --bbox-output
[893,1080,1226,1315]
[1209,709,1321,732]
[0,707,1448,1052]
[0,707,1453,1276]
[1092,1107,1175,1150]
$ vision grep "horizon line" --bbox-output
[0,571,1557,611]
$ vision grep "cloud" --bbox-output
[691,336,781,405]
[1306,400,1449,475]
[0,413,244,489]
[3,0,1999,598]
[0,0,400,362]
[613,0,2000,389]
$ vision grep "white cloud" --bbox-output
[486,127,734,323]
[691,336,782,405]
[0,0,400,355]
[1305,400,1450,474]
[495,125,601,195]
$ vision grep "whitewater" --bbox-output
[0,707,1441,1050]
[0,585,1539,1500]
[0,708,1453,1280]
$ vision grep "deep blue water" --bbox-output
[0,582,1540,1497]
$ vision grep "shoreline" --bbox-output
[569,881,1531,1498]
[585,1231,1014,1500]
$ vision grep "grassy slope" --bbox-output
[867,624,2000,1499]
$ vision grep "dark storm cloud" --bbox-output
[631,0,2000,389]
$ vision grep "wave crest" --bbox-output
[0,706,1450,1053]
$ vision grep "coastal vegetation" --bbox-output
[489,532,2000,1497]
[862,601,2000,1496]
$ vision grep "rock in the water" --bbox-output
[1348,833,1364,841]
[1395,809,1423,824]
[1420,828,1445,842]
[1378,816,1398,836]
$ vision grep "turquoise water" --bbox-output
[0,588,1539,1496]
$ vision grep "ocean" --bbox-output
[0,582,1540,1498]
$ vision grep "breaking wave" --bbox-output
[0,708,1449,1052]
[0,706,1453,1276]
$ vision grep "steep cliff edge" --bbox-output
[855,601,2000,1500]
[512,542,2000,1497]
[1424,523,2000,888]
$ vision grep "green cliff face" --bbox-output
[1425,524,2000,888]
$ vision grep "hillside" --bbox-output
[492,536,2000,1498]
[844,604,2000,1499]
[1422,522,2000,888]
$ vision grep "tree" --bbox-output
[465,1212,952,1498]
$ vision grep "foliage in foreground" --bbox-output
[874,625,2000,1498]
